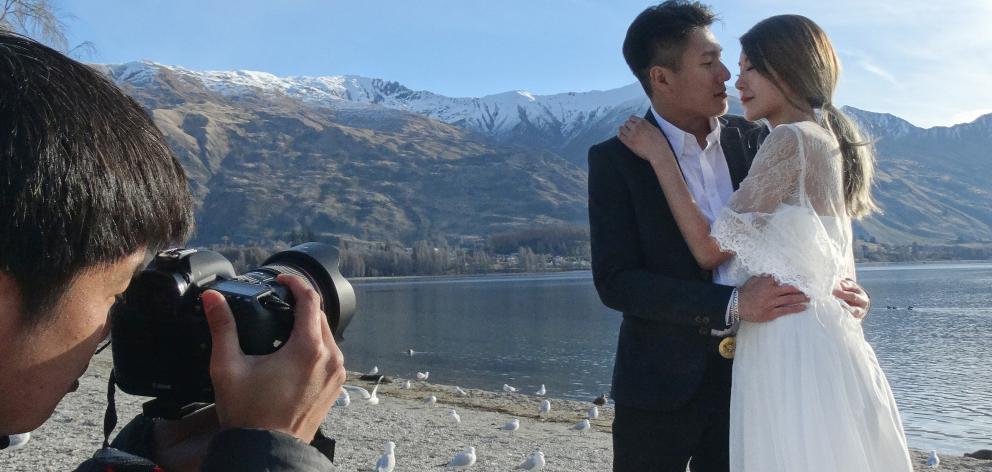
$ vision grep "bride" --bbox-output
[618,14,914,472]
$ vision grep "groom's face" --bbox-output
[664,27,731,120]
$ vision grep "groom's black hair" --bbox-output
[623,0,718,97]
[0,31,194,326]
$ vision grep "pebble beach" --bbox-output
[2,352,989,471]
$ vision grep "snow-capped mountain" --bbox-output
[102,61,659,164]
[98,61,992,245]
[106,61,641,129]
[842,107,918,139]
[97,61,591,244]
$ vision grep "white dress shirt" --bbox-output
[650,108,736,330]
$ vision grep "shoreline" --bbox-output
[350,270,590,283]
[349,259,992,283]
[2,358,990,470]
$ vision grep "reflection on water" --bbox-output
[342,273,619,401]
[341,262,992,454]
[858,262,992,455]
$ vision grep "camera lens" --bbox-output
[245,242,356,340]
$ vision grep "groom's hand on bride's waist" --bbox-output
[739,276,810,323]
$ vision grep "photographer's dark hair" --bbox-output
[623,0,718,97]
[0,32,194,326]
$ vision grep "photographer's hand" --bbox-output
[202,274,346,442]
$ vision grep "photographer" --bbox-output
[0,31,344,470]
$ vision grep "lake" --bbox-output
[340,262,992,455]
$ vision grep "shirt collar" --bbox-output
[650,107,722,158]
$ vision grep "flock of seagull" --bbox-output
[334,361,607,471]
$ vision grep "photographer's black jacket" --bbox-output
[103,414,336,471]
[200,428,335,470]
[5,425,334,471]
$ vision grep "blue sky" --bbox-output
[58,0,992,128]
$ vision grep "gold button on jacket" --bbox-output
[719,336,736,359]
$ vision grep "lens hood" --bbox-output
[262,242,356,340]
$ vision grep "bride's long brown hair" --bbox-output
[740,15,880,219]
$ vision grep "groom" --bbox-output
[588,2,870,471]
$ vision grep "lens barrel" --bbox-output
[256,242,356,340]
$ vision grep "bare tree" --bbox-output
[0,0,92,55]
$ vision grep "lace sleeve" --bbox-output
[727,124,802,213]
[710,124,847,297]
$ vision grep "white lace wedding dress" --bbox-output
[711,121,913,471]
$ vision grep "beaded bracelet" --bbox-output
[730,287,741,324]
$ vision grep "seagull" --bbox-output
[334,389,351,407]
[587,406,599,420]
[503,384,517,393]
[454,386,468,396]
[4,432,30,450]
[425,395,437,407]
[402,379,413,390]
[367,365,379,376]
[444,446,476,469]
[499,418,521,433]
[448,409,461,424]
[535,384,546,396]
[417,371,430,381]
[343,384,371,400]
[927,450,940,468]
[538,400,551,417]
[593,393,608,406]
[572,419,591,434]
[374,441,395,472]
[515,450,546,470]
[367,383,381,406]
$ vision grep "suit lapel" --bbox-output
[644,110,687,181]
[720,117,750,190]
[645,111,767,192]
[647,110,753,190]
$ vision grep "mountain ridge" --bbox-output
[99,61,992,246]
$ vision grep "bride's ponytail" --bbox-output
[821,103,880,219]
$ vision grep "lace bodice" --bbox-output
[711,121,855,298]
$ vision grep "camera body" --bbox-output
[110,242,355,406]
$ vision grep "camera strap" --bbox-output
[104,369,120,448]
[71,370,161,470]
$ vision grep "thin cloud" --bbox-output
[857,60,898,86]
[949,108,992,126]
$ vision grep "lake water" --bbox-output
[340,262,992,455]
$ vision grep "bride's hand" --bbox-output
[617,116,674,165]
[833,278,870,320]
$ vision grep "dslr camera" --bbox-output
[110,242,356,416]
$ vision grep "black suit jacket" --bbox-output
[588,111,767,411]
